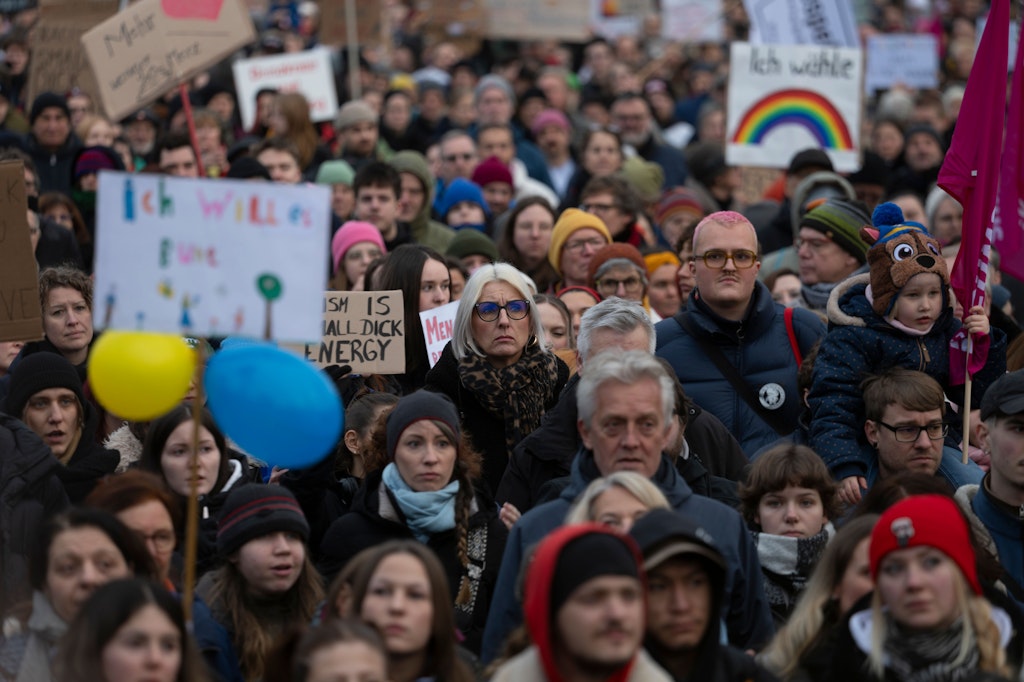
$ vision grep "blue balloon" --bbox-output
[204,344,343,469]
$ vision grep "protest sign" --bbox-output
[27,0,119,110]
[864,34,939,93]
[81,0,256,121]
[743,0,858,47]
[93,172,330,342]
[485,0,589,41]
[290,291,406,374]
[591,0,654,39]
[420,301,459,368]
[233,48,338,130]
[726,42,863,172]
[318,0,385,47]
[0,161,42,343]
[420,0,487,45]
[661,0,724,43]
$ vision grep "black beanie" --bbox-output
[217,484,310,557]
[385,391,461,461]
[5,352,85,418]
[30,92,70,125]
[550,532,640,616]
[226,156,272,180]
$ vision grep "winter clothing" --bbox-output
[438,177,489,219]
[446,229,499,262]
[480,449,774,663]
[955,481,1024,608]
[330,221,386,272]
[633,134,688,189]
[655,187,705,229]
[807,275,1006,482]
[389,150,455,252]
[864,203,948,318]
[29,92,69,124]
[753,524,834,627]
[548,208,612,275]
[216,484,309,557]
[471,156,514,189]
[491,646,671,682]
[980,369,1024,420]
[799,199,871,263]
[336,100,377,129]
[317,468,506,654]
[4,352,84,419]
[587,243,647,284]
[656,281,825,456]
[314,159,355,187]
[0,591,65,682]
[183,459,247,577]
[25,129,81,197]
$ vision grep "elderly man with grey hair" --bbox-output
[496,298,747,513]
[481,349,773,663]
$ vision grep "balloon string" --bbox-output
[182,341,207,624]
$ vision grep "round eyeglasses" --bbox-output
[474,299,530,322]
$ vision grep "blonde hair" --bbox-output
[565,471,670,525]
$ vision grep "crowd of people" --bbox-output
[2,0,1024,680]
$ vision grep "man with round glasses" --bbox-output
[655,210,825,456]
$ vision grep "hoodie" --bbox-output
[389,150,455,252]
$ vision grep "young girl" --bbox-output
[197,485,323,681]
[808,203,1005,503]
[739,444,840,626]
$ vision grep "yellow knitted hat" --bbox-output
[548,208,612,274]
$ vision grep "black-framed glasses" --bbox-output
[692,249,758,269]
[877,420,947,443]
[474,299,530,322]
[596,276,644,294]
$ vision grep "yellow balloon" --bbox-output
[89,331,197,421]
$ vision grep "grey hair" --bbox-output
[564,471,671,525]
[576,298,655,363]
[451,262,547,360]
[577,350,674,429]
[593,257,647,284]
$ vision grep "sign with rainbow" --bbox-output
[726,42,863,172]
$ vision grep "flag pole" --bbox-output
[182,341,207,623]
[962,335,973,464]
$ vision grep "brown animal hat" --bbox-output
[862,202,948,318]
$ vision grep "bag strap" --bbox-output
[673,311,794,436]
[784,307,803,367]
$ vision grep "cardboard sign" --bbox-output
[0,161,43,342]
[93,172,330,342]
[27,0,120,111]
[233,48,338,131]
[318,0,385,47]
[420,300,459,368]
[661,0,724,43]
[485,0,589,41]
[864,34,939,93]
[743,0,858,48]
[726,42,863,172]
[420,0,487,43]
[591,0,653,39]
[81,0,257,121]
[289,291,406,374]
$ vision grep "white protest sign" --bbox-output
[289,290,406,374]
[661,0,724,43]
[864,34,939,93]
[744,0,858,47]
[590,0,652,39]
[233,47,339,131]
[726,42,863,172]
[93,172,330,342]
[420,300,459,367]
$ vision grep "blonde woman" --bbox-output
[565,471,670,532]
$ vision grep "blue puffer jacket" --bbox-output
[655,281,825,456]
[808,275,1006,481]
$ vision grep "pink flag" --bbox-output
[937,0,1008,385]
[998,16,1024,282]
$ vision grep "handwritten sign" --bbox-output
[865,34,939,93]
[93,172,330,342]
[233,48,338,131]
[485,0,589,41]
[726,42,863,172]
[81,0,256,121]
[318,0,385,47]
[27,0,120,111]
[288,291,406,374]
[419,300,459,368]
[590,0,653,39]
[743,0,858,48]
[661,0,724,43]
[0,161,43,342]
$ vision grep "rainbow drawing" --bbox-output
[731,89,854,150]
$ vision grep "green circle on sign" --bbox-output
[257,273,282,301]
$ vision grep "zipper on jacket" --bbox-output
[917,338,930,368]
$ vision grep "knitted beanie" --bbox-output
[654,188,704,226]
[446,228,499,262]
[225,157,271,180]
[331,221,386,271]
[439,178,489,219]
[549,530,641,615]
[799,199,872,264]
[471,156,514,189]
[74,147,119,179]
[5,352,85,417]
[30,92,69,125]
[547,208,612,274]
[643,251,681,275]
[530,108,571,136]
[864,202,948,317]
[620,156,664,203]
[474,74,515,106]
[905,124,946,152]
[336,100,377,130]
[217,484,310,557]
[315,160,356,186]
[870,494,980,594]
[587,243,646,285]
[385,391,461,462]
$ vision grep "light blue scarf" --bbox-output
[382,463,459,543]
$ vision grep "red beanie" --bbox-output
[471,155,514,189]
[587,242,647,285]
[870,494,980,595]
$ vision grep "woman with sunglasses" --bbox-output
[424,263,570,496]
